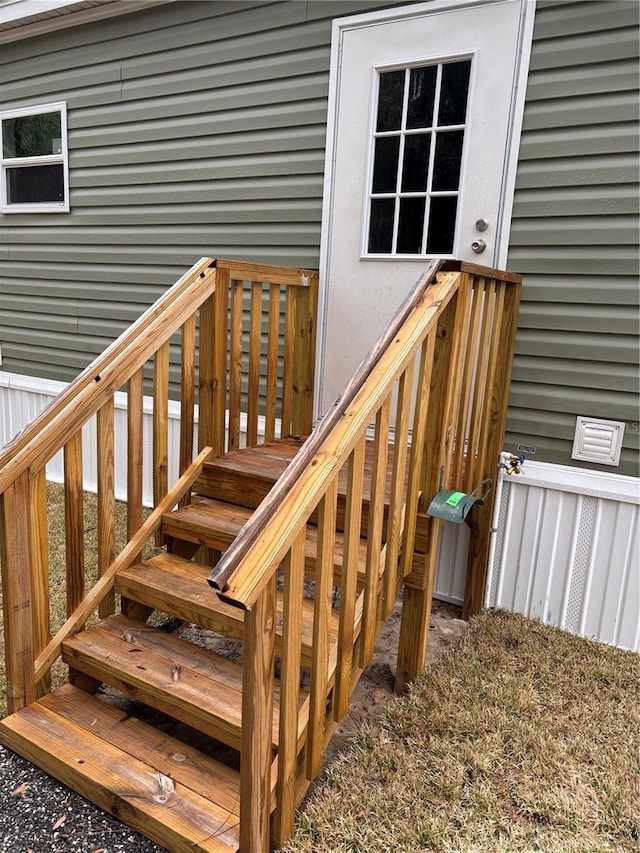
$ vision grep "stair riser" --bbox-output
[194,467,390,539]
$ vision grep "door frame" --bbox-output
[316,0,536,417]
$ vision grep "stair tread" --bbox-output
[0,684,240,852]
[62,614,306,751]
[116,552,347,667]
[162,497,369,580]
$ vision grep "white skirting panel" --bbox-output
[488,457,640,651]
[0,371,189,506]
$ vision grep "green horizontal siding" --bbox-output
[506,0,639,476]
[0,0,638,478]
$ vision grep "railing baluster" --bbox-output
[360,397,391,668]
[97,399,116,618]
[273,530,306,846]
[382,364,414,621]
[127,369,144,545]
[247,282,263,447]
[335,437,365,721]
[153,342,169,545]
[307,477,339,781]
[29,467,50,698]
[229,279,244,451]
[213,266,230,455]
[265,283,279,442]
[198,290,216,453]
[281,286,296,439]
[179,314,196,484]
[239,576,276,853]
[64,431,84,616]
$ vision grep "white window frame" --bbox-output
[0,101,69,213]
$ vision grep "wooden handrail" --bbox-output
[33,447,212,682]
[0,258,217,494]
[208,259,447,605]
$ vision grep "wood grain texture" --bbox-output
[0,471,36,712]
[228,280,244,452]
[64,431,85,615]
[153,341,170,545]
[0,688,240,852]
[273,531,306,846]
[34,448,212,682]
[97,399,116,618]
[265,283,280,443]
[247,282,263,447]
[335,437,365,722]
[198,291,216,453]
[240,576,276,853]
[127,369,144,546]
[180,314,196,486]
[29,468,51,698]
[212,266,230,457]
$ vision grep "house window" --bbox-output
[0,102,69,213]
[365,59,471,256]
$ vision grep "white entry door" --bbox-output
[317,0,535,413]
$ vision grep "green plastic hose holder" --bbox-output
[426,478,492,524]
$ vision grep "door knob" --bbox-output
[475,218,489,232]
[471,239,486,254]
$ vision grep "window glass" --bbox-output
[372,137,400,194]
[368,198,395,253]
[0,103,68,212]
[7,165,64,204]
[406,66,437,129]
[401,134,430,193]
[366,59,471,256]
[2,112,62,158]
[376,70,405,132]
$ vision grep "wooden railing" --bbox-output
[209,260,521,852]
[0,257,318,716]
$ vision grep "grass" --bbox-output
[284,609,639,853]
[1,485,638,852]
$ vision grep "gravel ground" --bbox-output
[0,745,167,853]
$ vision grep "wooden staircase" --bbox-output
[1,437,379,852]
[0,257,522,852]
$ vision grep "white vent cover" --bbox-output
[571,416,626,466]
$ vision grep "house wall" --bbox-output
[0,0,637,477]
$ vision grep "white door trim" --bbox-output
[316,0,536,418]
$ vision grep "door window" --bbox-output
[366,59,471,256]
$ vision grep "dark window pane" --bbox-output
[372,136,400,194]
[368,198,395,253]
[397,198,425,254]
[407,65,437,129]
[439,60,471,126]
[426,196,458,254]
[401,133,430,192]
[2,112,62,158]
[432,130,464,191]
[7,165,64,203]
[376,71,405,132]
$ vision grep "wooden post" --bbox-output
[291,275,318,437]
[463,277,521,617]
[212,266,229,456]
[153,341,169,543]
[64,431,85,616]
[247,282,263,447]
[228,279,244,451]
[198,290,216,453]
[179,314,196,483]
[0,471,37,713]
[396,278,471,693]
[239,576,276,853]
